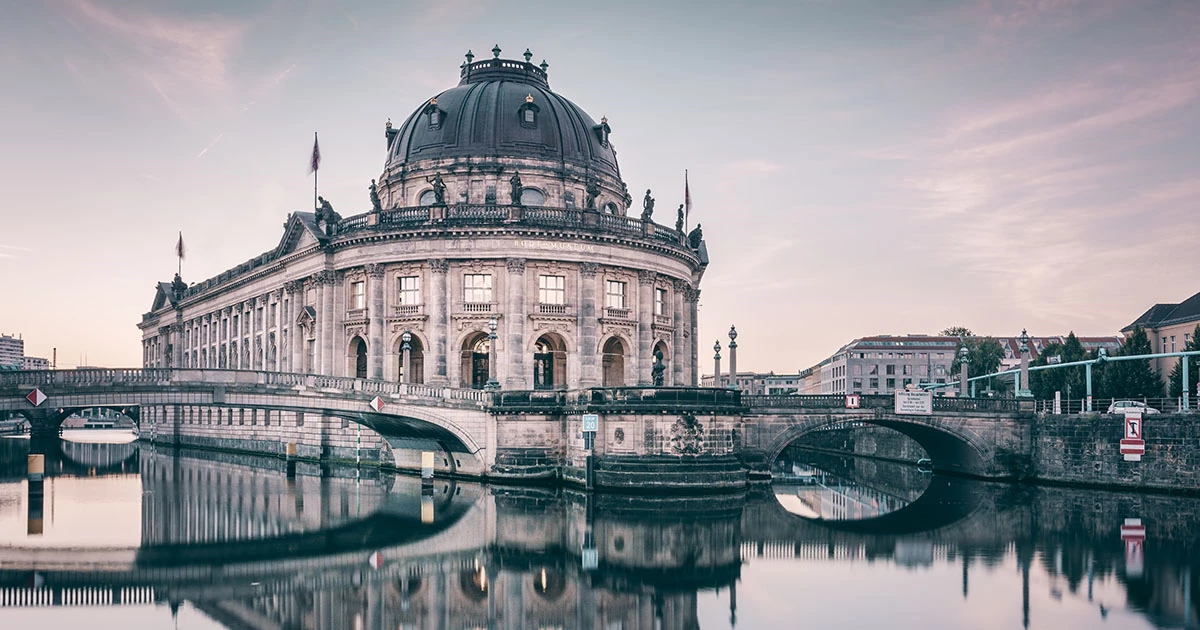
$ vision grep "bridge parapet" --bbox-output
[490,386,744,414]
[742,393,1022,413]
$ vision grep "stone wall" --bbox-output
[1033,412,1200,492]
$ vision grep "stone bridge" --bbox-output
[0,368,1141,488]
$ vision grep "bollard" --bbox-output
[285,442,297,478]
[421,451,434,486]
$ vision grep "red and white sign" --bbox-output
[1121,518,1145,578]
[369,396,385,412]
[845,394,860,409]
[368,551,384,570]
[26,388,46,407]
[1121,411,1145,461]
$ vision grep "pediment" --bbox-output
[274,211,327,258]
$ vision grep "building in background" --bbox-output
[994,335,1122,370]
[0,334,23,369]
[700,371,804,394]
[22,356,50,370]
[1122,290,1200,380]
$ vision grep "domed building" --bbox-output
[139,49,708,391]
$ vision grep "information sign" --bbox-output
[894,390,933,415]
[582,413,599,433]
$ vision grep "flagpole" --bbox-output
[313,132,318,211]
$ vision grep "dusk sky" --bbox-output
[2,0,1198,372]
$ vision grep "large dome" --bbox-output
[385,56,621,181]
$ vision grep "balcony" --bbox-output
[463,302,493,314]
[537,302,570,316]
[604,307,632,320]
[344,308,367,321]
[654,314,672,326]
[393,303,422,316]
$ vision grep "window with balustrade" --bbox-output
[350,280,366,310]
[605,280,626,309]
[539,275,565,305]
[464,274,492,304]
[398,276,421,305]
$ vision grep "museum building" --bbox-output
[139,50,708,391]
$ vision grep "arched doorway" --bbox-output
[533,334,567,390]
[652,340,669,385]
[396,334,425,384]
[350,337,368,379]
[602,337,625,387]
[460,333,490,389]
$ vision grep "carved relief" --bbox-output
[365,263,385,278]
[579,262,598,277]
[637,270,657,285]
[429,258,449,273]
[465,259,488,273]
[669,414,705,455]
[345,325,366,339]
[506,258,526,273]
[390,321,426,333]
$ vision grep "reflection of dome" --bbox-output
[386,57,620,180]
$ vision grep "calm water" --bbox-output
[0,432,1196,629]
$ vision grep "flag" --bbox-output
[175,232,186,260]
[684,169,692,223]
[309,132,321,174]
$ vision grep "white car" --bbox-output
[1107,400,1160,414]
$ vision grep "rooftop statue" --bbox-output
[688,223,703,249]
[369,179,382,212]
[509,171,523,205]
[675,204,684,233]
[171,273,187,298]
[585,179,601,210]
[426,174,446,205]
[641,189,655,222]
[316,196,341,224]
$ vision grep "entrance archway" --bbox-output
[602,337,626,386]
[533,334,567,390]
[460,333,491,389]
[350,337,368,378]
[396,335,425,384]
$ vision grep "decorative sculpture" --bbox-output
[675,204,684,232]
[171,273,187,298]
[426,174,446,205]
[316,196,341,224]
[652,349,665,386]
[687,223,703,249]
[509,171,522,205]
[585,179,601,210]
[369,179,381,212]
[641,189,655,221]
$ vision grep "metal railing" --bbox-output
[1034,396,1197,415]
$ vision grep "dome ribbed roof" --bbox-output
[387,58,620,180]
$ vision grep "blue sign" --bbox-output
[582,414,599,432]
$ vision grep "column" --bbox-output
[286,281,303,372]
[505,258,527,388]
[685,287,700,386]
[313,278,325,373]
[366,264,386,379]
[636,270,655,385]
[578,263,599,387]
[672,280,687,386]
[248,298,257,370]
[322,271,339,375]
[429,259,450,385]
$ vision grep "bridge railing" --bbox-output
[490,387,744,412]
[742,393,1021,413]
[0,368,174,387]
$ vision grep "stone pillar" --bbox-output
[672,280,687,386]
[285,281,303,372]
[714,341,722,387]
[247,298,257,370]
[313,278,325,373]
[636,270,655,385]
[579,262,600,387]
[685,287,700,386]
[429,259,450,385]
[366,264,386,379]
[320,270,337,375]
[728,325,738,388]
[505,258,527,388]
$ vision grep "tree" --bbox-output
[1028,332,1091,400]
[949,336,1006,389]
[940,326,973,338]
[1168,324,1200,398]
[1101,326,1163,400]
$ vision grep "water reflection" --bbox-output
[771,451,928,521]
[0,441,1196,629]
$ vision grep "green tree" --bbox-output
[1168,324,1200,398]
[1101,326,1163,400]
[949,336,1006,390]
[1027,332,1090,400]
[940,326,973,338]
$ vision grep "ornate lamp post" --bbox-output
[727,325,739,389]
[485,318,500,391]
[713,340,722,388]
[958,345,970,398]
[1017,329,1033,397]
[401,330,412,384]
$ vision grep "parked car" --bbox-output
[1107,400,1160,414]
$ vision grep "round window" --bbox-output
[418,189,437,206]
[520,188,546,206]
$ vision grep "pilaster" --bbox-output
[637,270,656,385]
[578,262,600,387]
[366,263,386,379]
[429,259,450,385]
[505,258,527,388]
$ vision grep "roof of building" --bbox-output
[385,56,621,180]
[1122,290,1200,332]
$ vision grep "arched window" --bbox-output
[518,99,540,129]
[534,334,567,390]
[425,99,443,129]
[603,202,619,215]
[602,337,625,386]
[520,188,546,206]
[419,189,437,206]
[461,333,491,389]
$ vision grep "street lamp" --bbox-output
[401,330,412,384]
[485,317,500,391]
[958,345,970,398]
[727,325,739,389]
[1017,328,1032,398]
[713,340,722,388]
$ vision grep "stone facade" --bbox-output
[138,54,707,391]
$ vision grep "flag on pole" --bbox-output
[175,232,186,260]
[684,169,692,225]
[309,133,321,174]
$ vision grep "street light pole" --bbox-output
[959,345,970,398]
[485,318,500,391]
[401,330,412,384]
[713,341,722,388]
[1017,329,1032,398]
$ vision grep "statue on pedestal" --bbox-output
[509,171,523,205]
[687,223,704,249]
[426,174,446,205]
[641,189,655,221]
[652,349,665,386]
[369,179,381,212]
[675,204,684,232]
[585,179,601,210]
[316,196,341,224]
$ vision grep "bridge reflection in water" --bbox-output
[0,442,1196,629]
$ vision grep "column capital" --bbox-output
[284,280,305,294]
[684,287,701,303]
[429,258,449,273]
[314,270,338,286]
[638,270,657,286]
[365,263,386,278]
[672,278,689,292]
[579,262,599,277]
[506,257,526,274]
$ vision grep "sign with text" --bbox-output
[894,390,933,415]
[1121,411,1145,461]
[582,414,599,433]
[845,394,860,409]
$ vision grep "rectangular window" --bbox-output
[1171,335,1176,352]
[868,365,878,375]
[605,280,626,309]
[853,365,862,376]
[852,379,862,391]
[918,365,928,377]
[564,191,576,208]
[1163,337,1168,352]
[350,281,366,310]
[269,303,277,324]
[654,287,668,315]
[903,378,912,388]
[886,378,896,390]
[398,276,421,304]
[869,378,879,389]
[902,365,911,375]
[464,274,492,303]
[539,275,566,304]
[485,186,496,205]
[886,364,895,375]
[232,315,239,338]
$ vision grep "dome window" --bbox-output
[424,98,444,130]
[520,188,546,206]
[419,189,437,206]
[519,96,540,129]
[603,202,619,215]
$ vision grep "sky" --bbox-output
[1,0,1198,373]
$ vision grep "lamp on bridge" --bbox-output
[727,325,738,390]
[713,340,722,388]
[1017,328,1033,398]
[485,317,500,391]
[958,345,970,398]
[401,330,413,384]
